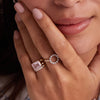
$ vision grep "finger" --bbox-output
[14,2,53,58]
[13,30,37,82]
[14,2,68,76]
[89,45,100,82]
[15,13,51,81]
[15,13,41,62]
[32,8,87,73]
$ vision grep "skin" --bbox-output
[18,0,100,65]
[13,0,100,100]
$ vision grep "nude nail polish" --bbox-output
[14,3,25,13]
[32,8,43,20]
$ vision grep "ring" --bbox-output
[44,54,59,64]
[31,58,46,72]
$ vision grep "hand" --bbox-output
[14,2,100,100]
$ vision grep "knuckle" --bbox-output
[44,81,54,90]
[18,23,26,31]
[58,74,73,87]
[19,54,29,64]
[44,21,51,29]
[55,40,67,51]
[22,13,32,22]
[66,54,80,67]
[42,18,52,29]
[67,55,77,64]
[60,77,69,85]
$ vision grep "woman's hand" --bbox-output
[14,2,100,100]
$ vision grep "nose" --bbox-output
[54,0,81,8]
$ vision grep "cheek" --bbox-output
[91,0,100,17]
[92,0,100,4]
[67,31,100,54]
[21,0,36,10]
[21,0,48,11]
[20,0,100,55]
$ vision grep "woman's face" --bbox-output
[20,0,100,56]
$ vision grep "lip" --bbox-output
[55,17,93,35]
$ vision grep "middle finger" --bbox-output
[15,13,53,82]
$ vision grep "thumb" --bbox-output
[89,44,100,82]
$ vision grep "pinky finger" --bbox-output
[13,30,37,83]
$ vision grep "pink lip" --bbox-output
[55,17,93,35]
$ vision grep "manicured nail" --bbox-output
[14,3,25,13]
[32,8,43,20]
[14,31,20,39]
[16,13,21,21]
[13,0,17,4]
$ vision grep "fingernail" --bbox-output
[14,30,20,39]
[13,0,17,4]
[14,3,25,13]
[32,8,43,20]
[16,13,21,21]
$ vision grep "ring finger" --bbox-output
[15,13,51,81]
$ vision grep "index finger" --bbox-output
[32,8,88,73]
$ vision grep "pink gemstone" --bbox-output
[32,61,42,71]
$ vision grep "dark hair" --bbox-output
[0,0,25,99]
[0,0,20,74]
